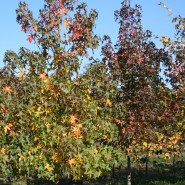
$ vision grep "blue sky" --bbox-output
[0,0,185,68]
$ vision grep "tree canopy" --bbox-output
[0,0,184,184]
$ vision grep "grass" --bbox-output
[1,170,184,185]
[0,156,184,185]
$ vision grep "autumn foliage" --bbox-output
[0,0,184,183]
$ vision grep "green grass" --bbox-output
[0,156,184,185]
[1,170,185,185]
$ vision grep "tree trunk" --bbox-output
[127,156,131,185]
[173,155,176,173]
[112,164,115,178]
[145,156,149,175]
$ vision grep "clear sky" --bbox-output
[1,0,185,68]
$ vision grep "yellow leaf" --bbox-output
[33,25,38,33]
[162,37,169,43]
[94,148,98,154]
[143,142,147,147]
[26,150,31,155]
[77,124,82,128]
[44,163,53,172]
[34,137,39,141]
[4,125,11,133]
[63,20,69,29]
[164,153,170,159]
[18,154,24,162]
[62,132,67,137]
[102,134,108,139]
[105,99,112,106]
[46,123,51,129]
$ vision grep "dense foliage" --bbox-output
[0,0,184,184]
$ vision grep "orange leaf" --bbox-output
[63,20,69,28]
[60,0,64,5]
[115,119,121,125]
[18,71,24,77]
[70,114,78,123]
[39,73,46,80]
[68,158,75,166]
[59,7,68,15]
[0,148,5,154]
[3,86,12,94]
[46,84,52,90]
[72,128,81,138]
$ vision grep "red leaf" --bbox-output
[73,31,83,40]
[138,57,145,62]
[59,7,68,15]
[27,35,34,43]
[130,28,136,35]
[21,26,26,33]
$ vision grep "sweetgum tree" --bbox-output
[0,0,124,182]
[0,0,184,184]
[160,10,185,160]
[101,0,184,184]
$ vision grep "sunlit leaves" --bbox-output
[44,163,53,172]
[2,86,12,94]
[1,0,184,183]
[26,35,34,43]
[39,72,47,80]
[63,19,69,29]
[101,0,184,165]
[159,2,172,16]
[18,71,24,77]
[70,114,78,123]
[68,158,75,167]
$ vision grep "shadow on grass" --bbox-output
[0,168,185,185]
[131,170,185,185]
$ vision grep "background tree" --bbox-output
[101,0,184,184]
